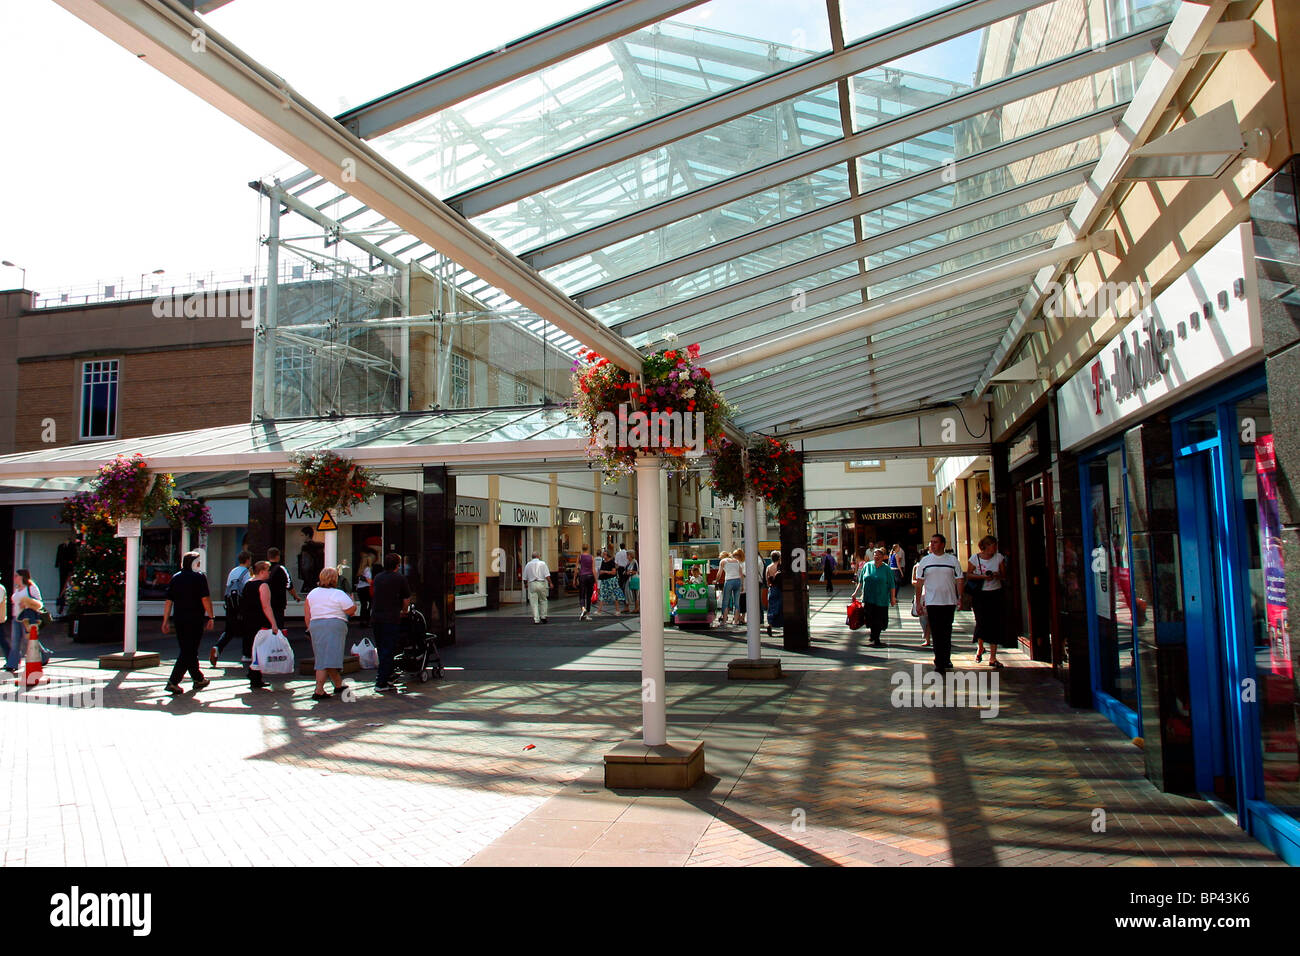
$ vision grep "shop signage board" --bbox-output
[498,502,552,527]
[1007,427,1038,469]
[1058,224,1262,451]
[601,513,630,533]
[286,498,381,523]
[455,496,488,524]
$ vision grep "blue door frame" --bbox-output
[1078,441,1143,740]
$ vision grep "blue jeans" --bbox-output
[373,620,401,686]
[722,579,741,613]
[767,585,783,628]
[7,614,38,670]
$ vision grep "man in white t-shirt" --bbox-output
[613,544,629,596]
[915,533,964,674]
[522,552,551,624]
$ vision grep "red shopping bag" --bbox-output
[846,599,866,630]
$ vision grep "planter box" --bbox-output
[70,612,126,645]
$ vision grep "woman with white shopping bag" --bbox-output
[239,561,288,691]
[303,566,356,701]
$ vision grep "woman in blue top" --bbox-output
[851,548,897,648]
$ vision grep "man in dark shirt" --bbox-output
[370,552,411,692]
[266,547,300,630]
[162,551,214,694]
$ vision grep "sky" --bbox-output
[0,0,979,298]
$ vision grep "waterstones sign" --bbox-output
[1058,224,1262,451]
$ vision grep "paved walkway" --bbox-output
[1,590,1282,867]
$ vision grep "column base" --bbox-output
[603,738,705,790]
[98,651,161,670]
[727,657,783,680]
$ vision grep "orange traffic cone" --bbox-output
[21,623,45,688]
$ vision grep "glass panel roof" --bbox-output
[232,0,1179,433]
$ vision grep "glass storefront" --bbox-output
[1086,448,1139,716]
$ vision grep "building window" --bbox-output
[845,459,885,472]
[515,379,530,405]
[80,359,119,439]
[451,353,470,408]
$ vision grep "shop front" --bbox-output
[1057,221,1299,862]
[498,500,552,604]
[994,410,1059,664]
[454,496,488,611]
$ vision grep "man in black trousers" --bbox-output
[162,551,215,694]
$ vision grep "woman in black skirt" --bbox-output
[967,535,1007,669]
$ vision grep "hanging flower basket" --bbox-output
[79,454,175,522]
[708,435,803,525]
[169,497,213,538]
[290,451,378,517]
[569,340,735,479]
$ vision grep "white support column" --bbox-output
[743,491,762,660]
[323,529,338,575]
[196,532,208,577]
[123,533,140,655]
[636,456,667,747]
[180,525,191,561]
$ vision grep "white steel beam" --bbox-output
[54,0,646,373]
[520,30,1153,269]
[737,331,1002,419]
[755,364,984,430]
[610,166,1085,333]
[742,362,983,431]
[456,21,1164,220]
[732,321,1007,408]
[568,105,1124,298]
[337,0,709,139]
[715,284,1025,388]
[975,0,1231,395]
[708,230,1115,377]
[677,208,1065,345]
[449,0,1063,216]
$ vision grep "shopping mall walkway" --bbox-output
[0,592,1281,867]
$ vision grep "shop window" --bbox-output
[80,359,119,440]
[1238,393,1299,810]
[454,524,478,596]
[450,353,470,408]
[1088,449,1139,713]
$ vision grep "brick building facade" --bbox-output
[0,288,252,454]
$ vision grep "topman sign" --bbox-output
[1058,224,1262,451]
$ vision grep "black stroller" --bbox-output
[392,608,444,683]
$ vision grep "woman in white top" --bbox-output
[717,551,743,625]
[303,566,356,700]
[734,549,748,626]
[5,569,43,672]
[967,535,1008,670]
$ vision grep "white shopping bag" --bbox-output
[350,637,378,670]
[251,628,295,676]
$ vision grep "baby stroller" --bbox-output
[392,608,444,683]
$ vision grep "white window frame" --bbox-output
[79,358,121,441]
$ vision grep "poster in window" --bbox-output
[1255,435,1291,678]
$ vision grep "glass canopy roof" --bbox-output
[0,410,589,478]
[252,0,1179,432]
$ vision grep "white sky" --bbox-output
[0,0,975,296]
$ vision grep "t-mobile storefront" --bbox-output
[1057,220,1299,863]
